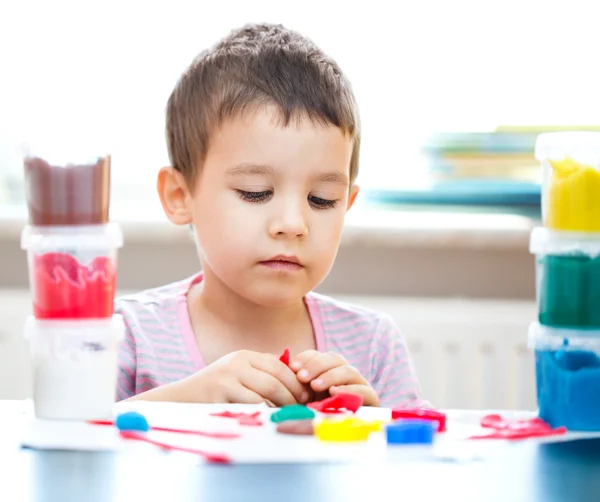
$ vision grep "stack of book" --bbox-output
[365,126,600,213]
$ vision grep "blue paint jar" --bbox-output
[529,322,600,431]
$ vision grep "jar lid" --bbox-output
[20,223,123,251]
[535,131,600,165]
[24,314,126,341]
[528,322,600,351]
[529,227,600,257]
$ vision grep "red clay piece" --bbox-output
[308,393,364,413]
[279,348,290,366]
[391,409,447,432]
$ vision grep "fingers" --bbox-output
[239,365,298,406]
[248,354,311,405]
[222,382,268,405]
[295,352,347,385]
[329,384,379,406]
[308,365,367,393]
[289,350,320,371]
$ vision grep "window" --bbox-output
[1,0,599,217]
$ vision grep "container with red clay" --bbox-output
[21,152,123,320]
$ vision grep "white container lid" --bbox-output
[535,131,600,165]
[20,222,123,251]
[529,227,600,257]
[528,322,600,352]
[24,314,126,341]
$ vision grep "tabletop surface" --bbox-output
[2,400,600,502]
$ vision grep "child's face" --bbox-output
[189,106,357,307]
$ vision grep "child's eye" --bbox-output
[309,196,338,209]
[236,190,272,203]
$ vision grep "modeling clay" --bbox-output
[24,154,111,226]
[315,417,373,442]
[391,409,447,432]
[386,419,436,445]
[538,254,600,328]
[279,348,290,366]
[270,404,315,423]
[33,252,116,319]
[119,430,231,463]
[89,416,241,439]
[469,427,566,440]
[114,411,150,432]
[468,413,567,440]
[210,410,263,426]
[535,348,600,430]
[308,393,364,414]
[547,157,600,232]
[276,420,315,435]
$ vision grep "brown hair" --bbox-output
[165,23,360,187]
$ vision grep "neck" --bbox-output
[188,268,310,345]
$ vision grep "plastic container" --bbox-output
[23,152,111,226]
[25,315,125,420]
[21,224,123,319]
[536,131,600,232]
[529,322,600,431]
[530,227,600,328]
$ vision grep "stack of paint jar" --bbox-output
[529,131,600,431]
[20,149,124,420]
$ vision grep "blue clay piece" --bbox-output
[386,419,436,445]
[536,349,600,431]
[115,411,150,432]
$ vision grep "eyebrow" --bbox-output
[316,172,349,185]
[225,164,274,177]
[225,163,349,185]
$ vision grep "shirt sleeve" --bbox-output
[114,301,138,401]
[369,313,429,409]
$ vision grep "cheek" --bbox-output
[310,210,346,255]
[191,197,259,259]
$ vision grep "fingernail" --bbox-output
[313,379,324,389]
[300,391,309,403]
[290,361,301,370]
[298,369,309,379]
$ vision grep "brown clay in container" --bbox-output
[24,155,111,225]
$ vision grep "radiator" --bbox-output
[337,295,538,411]
[0,290,538,410]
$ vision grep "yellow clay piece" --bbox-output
[547,156,600,232]
[315,417,384,442]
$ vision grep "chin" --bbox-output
[246,284,310,308]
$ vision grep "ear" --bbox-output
[157,166,193,226]
[346,184,360,212]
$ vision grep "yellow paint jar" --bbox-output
[537,132,600,232]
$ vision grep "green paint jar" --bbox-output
[531,228,600,329]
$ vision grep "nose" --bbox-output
[269,199,308,238]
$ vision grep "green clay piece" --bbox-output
[270,404,316,423]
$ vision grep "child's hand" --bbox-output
[187,350,311,407]
[290,350,379,406]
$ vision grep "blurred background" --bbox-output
[1,0,598,408]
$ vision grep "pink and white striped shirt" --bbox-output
[115,273,425,408]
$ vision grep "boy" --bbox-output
[116,23,425,408]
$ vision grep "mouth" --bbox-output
[259,255,304,271]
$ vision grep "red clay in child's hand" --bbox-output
[279,348,290,366]
[33,252,116,319]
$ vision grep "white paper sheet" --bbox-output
[19,403,600,464]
